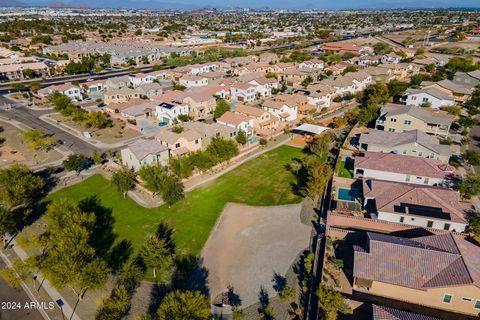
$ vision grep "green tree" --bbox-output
[21,129,56,151]
[468,213,480,237]
[358,103,380,127]
[37,199,109,302]
[363,83,389,105]
[0,204,15,234]
[157,290,212,320]
[138,164,168,197]
[461,150,480,167]
[168,156,193,179]
[308,132,334,157]
[387,80,408,101]
[11,83,25,92]
[0,164,44,208]
[300,156,333,199]
[459,173,480,199]
[235,130,247,145]
[96,288,131,320]
[134,29,142,36]
[29,82,42,93]
[162,175,184,206]
[111,167,136,198]
[317,285,352,320]
[206,137,239,163]
[63,154,89,174]
[214,99,230,118]
[373,42,391,55]
[458,115,478,129]
[92,150,104,164]
[140,234,173,279]
[86,112,110,129]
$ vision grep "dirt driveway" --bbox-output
[201,202,311,308]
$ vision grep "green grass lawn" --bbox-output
[338,159,354,179]
[46,145,304,258]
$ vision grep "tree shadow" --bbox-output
[226,285,242,307]
[258,285,270,310]
[176,255,210,297]
[108,239,133,273]
[272,272,287,293]
[147,282,169,315]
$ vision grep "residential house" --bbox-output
[298,59,324,70]
[353,232,480,316]
[453,70,480,88]
[128,73,155,87]
[148,70,173,80]
[216,111,254,136]
[231,82,257,102]
[421,80,473,104]
[234,104,279,135]
[358,129,452,163]
[320,76,358,95]
[354,152,456,186]
[155,101,189,125]
[106,75,130,90]
[38,83,82,101]
[320,42,373,55]
[135,83,163,98]
[155,127,202,156]
[179,75,208,88]
[365,66,395,83]
[0,62,49,80]
[183,121,237,147]
[103,88,140,105]
[279,68,310,87]
[120,101,157,121]
[381,53,402,64]
[262,99,298,122]
[182,91,216,119]
[198,71,222,84]
[121,138,170,171]
[81,80,105,95]
[362,179,471,232]
[356,55,382,66]
[375,104,454,138]
[304,84,336,109]
[405,88,456,109]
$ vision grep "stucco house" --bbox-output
[262,98,298,122]
[155,127,202,157]
[103,88,140,105]
[234,104,279,135]
[216,111,254,136]
[362,179,471,232]
[358,129,452,163]
[179,75,208,88]
[420,80,473,104]
[405,88,456,109]
[121,138,170,171]
[39,83,83,101]
[354,152,456,186]
[375,104,454,138]
[231,82,257,102]
[453,70,480,88]
[128,73,155,87]
[353,232,480,316]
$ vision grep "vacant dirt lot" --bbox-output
[0,120,63,168]
[201,202,311,308]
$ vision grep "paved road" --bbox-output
[0,96,99,156]
[0,260,44,320]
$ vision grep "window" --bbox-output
[427,221,433,228]
[462,297,472,302]
[422,97,429,102]
[175,143,180,148]
[443,294,452,304]
[388,128,396,132]
[390,118,397,123]
[399,217,404,223]
[418,152,423,156]
[404,120,412,125]
[444,223,451,230]
[405,175,411,182]
[195,139,199,144]
[424,178,429,184]
[475,300,480,309]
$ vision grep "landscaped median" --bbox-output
[46,145,305,257]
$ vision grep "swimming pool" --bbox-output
[337,188,359,202]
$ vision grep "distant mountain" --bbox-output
[0,0,27,7]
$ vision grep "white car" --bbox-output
[86,78,94,82]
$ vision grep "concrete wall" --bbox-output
[355,167,444,186]
[362,143,450,163]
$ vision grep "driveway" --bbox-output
[201,203,311,308]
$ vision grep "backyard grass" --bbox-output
[338,158,354,179]
[46,145,305,257]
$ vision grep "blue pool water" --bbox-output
[337,188,359,201]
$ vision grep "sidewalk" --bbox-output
[5,238,81,320]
